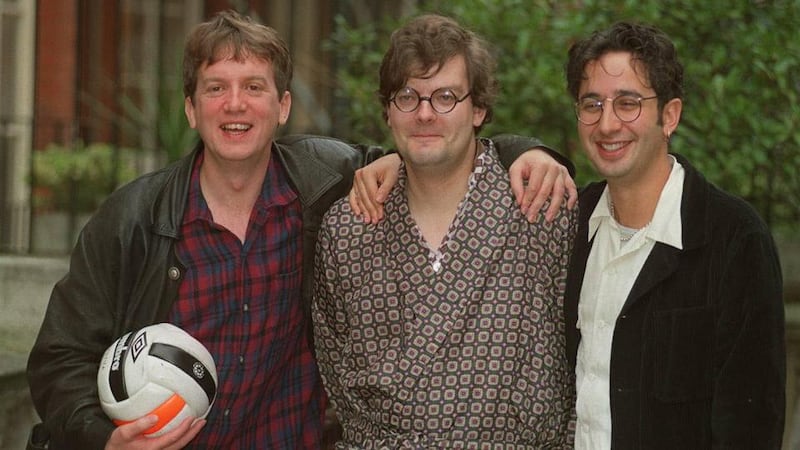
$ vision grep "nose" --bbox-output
[414,98,436,122]
[596,99,621,133]
[224,87,247,112]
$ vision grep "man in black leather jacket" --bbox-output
[27,134,388,449]
[26,10,568,450]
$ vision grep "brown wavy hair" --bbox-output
[183,10,292,100]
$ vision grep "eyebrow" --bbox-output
[579,89,643,100]
[403,84,466,94]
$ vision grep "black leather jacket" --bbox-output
[25,134,556,449]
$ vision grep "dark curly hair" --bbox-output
[566,22,683,113]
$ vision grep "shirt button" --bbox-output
[243,303,249,312]
[239,355,245,364]
[224,409,230,417]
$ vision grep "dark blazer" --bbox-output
[564,154,785,449]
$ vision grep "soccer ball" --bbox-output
[97,323,218,437]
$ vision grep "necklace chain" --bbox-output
[608,198,650,242]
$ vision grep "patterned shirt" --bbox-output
[313,140,577,449]
[170,150,325,448]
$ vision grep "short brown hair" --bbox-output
[183,10,292,99]
[378,14,497,132]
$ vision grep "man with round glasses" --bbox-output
[312,14,577,448]
[563,21,784,449]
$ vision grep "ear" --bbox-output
[184,97,197,129]
[279,91,292,125]
[661,97,682,137]
[472,106,487,129]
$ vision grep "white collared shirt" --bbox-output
[574,156,685,450]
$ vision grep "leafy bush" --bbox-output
[32,142,138,212]
[326,0,800,231]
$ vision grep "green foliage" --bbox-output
[325,15,400,148]
[157,88,198,162]
[32,142,138,212]
[327,0,800,231]
[116,80,197,163]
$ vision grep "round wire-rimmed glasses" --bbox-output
[575,95,658,125]
[389,87,472,114]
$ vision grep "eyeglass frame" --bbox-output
[574,94,659,125]
[389,86,472,114]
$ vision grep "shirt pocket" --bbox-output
[652,306,714,402]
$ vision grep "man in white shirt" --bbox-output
[564,21,785,449]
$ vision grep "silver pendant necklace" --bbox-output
[609,198,649,242]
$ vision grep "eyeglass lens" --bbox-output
[391,87,468,114]
[576,95,654,125]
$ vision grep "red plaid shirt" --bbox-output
[169,150,324,448]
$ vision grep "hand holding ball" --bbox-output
[97,323,218,437]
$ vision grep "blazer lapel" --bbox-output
[565,184,602,368]
[620,243,680,314]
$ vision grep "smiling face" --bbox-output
[386,55,486,176]
[184,52,291,167]
[577,51,680,187]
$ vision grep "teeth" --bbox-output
[221,123,250,131]
[601,142,624,151]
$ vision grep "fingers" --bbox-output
[162,419,206,450]
[519,171,543,214]
[524,167,557,222]
[563,166,578,209]
[107,415,159,447]
[508,150,578,223]
[349,154,402,224]
[509,164,527,207]
[544,175,567,222]
[348,188,363,217]
[352,169,384,223]
[105,415,205,450]
[376,166,399,205]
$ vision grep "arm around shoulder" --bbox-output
[277,134,394,170]
[492,133,575,177]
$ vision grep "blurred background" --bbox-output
[0,0,797,255]
[0,0,798,448]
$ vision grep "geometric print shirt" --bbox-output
[313,139,578,449]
